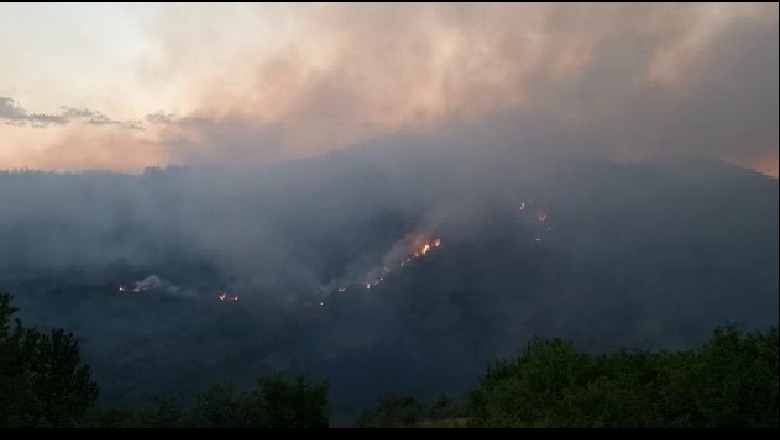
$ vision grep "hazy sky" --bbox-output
[0,3,777,175]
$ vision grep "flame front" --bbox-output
[410,235,441,258]
[217,291,238,301]
[356,235,443,291]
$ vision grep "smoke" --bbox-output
[124,274,195,298]
[321,229,445,295]
[142,3,779,175]
[0,2,777,412]
[1,3,777,175]
[1,136,776,410]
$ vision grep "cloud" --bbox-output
[27,114,68,128]
[2,97,66,128]
[87,113,122,126]
[146,111,177,125]
[0,97,175,131]
[61,107,99,119]
[2,98,159,131]
[127,120,146,131]
[1,96,28,120]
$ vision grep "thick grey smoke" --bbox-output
[1,3,776,175]
[143,3,779,175]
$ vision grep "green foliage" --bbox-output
[192,383,255,428]
[470,325,779,427]
[83,406,139,428]
[0,292,99,427]
[355,392,469,428]
[86,375,331,428]
[661,325,779,427]
[355,393,425,427]
[251,373,330,428]
[470,337,598,427]
[130,396,193,428]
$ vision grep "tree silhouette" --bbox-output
[469,326,779,427]
[0,292,98,427]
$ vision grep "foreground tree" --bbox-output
[192,383,254,428]
[251,373,330,428]
[92,374,332,428]
[355,393,426,427]
[0,292,99,427]
[470,326,779,428]
[189,374,331,428]
[355,393,469,427]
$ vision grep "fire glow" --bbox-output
[218,291,239,302]
[411,236,441,258]
[350,235,443,292]
[324,234,444,298]
[118,284,145,293]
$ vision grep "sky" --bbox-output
[0,2,777,176]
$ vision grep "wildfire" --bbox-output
[357,235,444,291]
[315,193,556,307]
[317,233,446,300]
[410,235,442,258]
[518,194,554,245]
[218,291,239,301]
[118,284,146,293]
[415,244,431,257]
